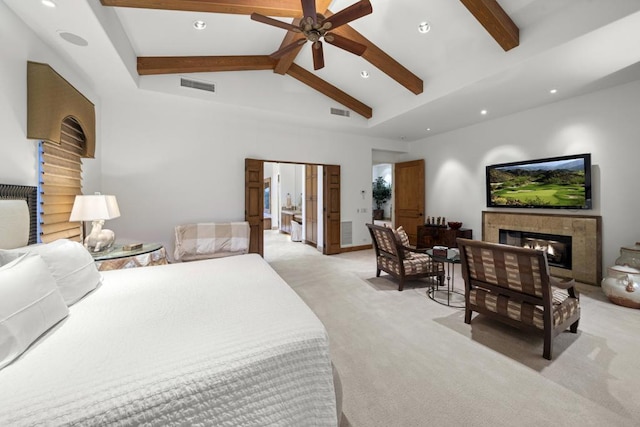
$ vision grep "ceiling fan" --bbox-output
[251,0,372,70]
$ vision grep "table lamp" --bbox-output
[69,194,120,252]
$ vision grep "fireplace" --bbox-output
[499,230,572,269]
[482,211,602,285]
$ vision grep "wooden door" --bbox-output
[323,164,341,255]
[305,165,318,245]
[394,159,425,245]
[245,158,264,256]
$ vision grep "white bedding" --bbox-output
[0,254,337,426]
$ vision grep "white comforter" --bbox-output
[0,254,337,426]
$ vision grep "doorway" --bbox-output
[263,162,319,255]
[245,159,340,257]
[372,163,393,227]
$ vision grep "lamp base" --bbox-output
[84,220,116,252]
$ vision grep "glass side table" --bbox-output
[426,248,464,308]
[92,243,168,271]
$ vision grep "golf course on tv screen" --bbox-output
[487,154,591,209]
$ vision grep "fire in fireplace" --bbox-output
[499,229,572,269]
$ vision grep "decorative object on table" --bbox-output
[123,243,143,251]
[372,176,391,221]
[601,242,640,308]
[601,265,640,309]
[432,245,448,257]
[615,242,640,269]
[286,192,292,208]
[426,215,447,227]
[447,221,463,230]
[69,193,120,253]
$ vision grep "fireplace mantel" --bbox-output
[482,211,602,285]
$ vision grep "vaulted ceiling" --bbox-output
[5,0,640,141]
[101,0,518,120]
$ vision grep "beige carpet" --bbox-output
[264,230,640,427]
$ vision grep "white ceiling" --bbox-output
[5,0,640,142]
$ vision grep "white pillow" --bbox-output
[0,250,23,266]
[8,239,102,306]
[0,252,69,370]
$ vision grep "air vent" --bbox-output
[330,107,350,117]
[180,77,215,93]
[341,221,353,245]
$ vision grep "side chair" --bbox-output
[367,223,444,291]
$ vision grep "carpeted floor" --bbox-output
[264,230,640,427]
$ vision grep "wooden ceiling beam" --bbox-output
[329,24,423,95]
[459,0,519,51]
[137,56,275,75]
[287,64,372,119]
[273,18,305,75]
[100,0,303,17]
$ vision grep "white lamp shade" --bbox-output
[69,195,120,222]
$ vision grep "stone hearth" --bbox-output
[482,211,602,285]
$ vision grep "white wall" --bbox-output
[0,2,101,190]
[408,80,640,269]
[99,89,405,256]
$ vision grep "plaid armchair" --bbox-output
[457,238,580,360]
[367,223,444,291]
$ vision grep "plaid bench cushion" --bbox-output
[174,222,250,261]
[469,287,580,330]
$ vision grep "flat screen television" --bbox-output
[486,153,592,209]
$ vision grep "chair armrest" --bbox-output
[405,245,428,254]
[550,276,579,298]
[550,276,575,289]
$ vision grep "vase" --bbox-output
[615,242,640,268]
[601,264,640,309]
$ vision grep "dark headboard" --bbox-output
[0,184,38,245]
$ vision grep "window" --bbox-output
[38,117,85,243]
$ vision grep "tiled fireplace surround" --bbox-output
[482,211,602,285]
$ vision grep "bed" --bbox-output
[0,185,339,426]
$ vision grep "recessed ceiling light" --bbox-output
[480,109,488,115]
[58,31,88,47]
[426,128,431,131]
[41,0,56,7]
[418,22,431,34]
[360,70,370,79]
[550,89,558,94]
[193,20,207,30]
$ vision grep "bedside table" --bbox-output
[93,243,168,271]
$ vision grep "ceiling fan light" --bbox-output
[193,20,207,30]
[418,22,431,34]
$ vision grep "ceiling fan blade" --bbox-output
[301,0,317,25]
[322,0,372,30]
[312,41,325,70]
[251,13,301,32]
[270,39,308,59]
[324,33,367,56]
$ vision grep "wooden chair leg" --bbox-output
[543,330,553,360]
[570,319,579,333]
[464,309,472,324]
[376,268,381,277]
[398,277,405,292]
